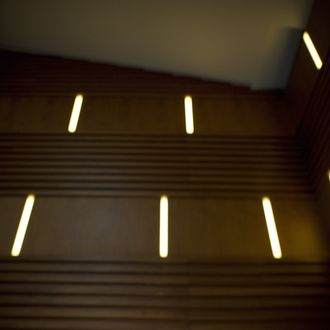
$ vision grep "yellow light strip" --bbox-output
[262,197,282,259]
[159,195,168,258]
[303,32,323,70]
[328,169,330,182]
[68,94,83,133]
[11,194,35,257]
[184,95,194,134]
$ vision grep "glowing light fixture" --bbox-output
[159,195,168,258]
[11,194,35,257]
[184,95,194,134]
[303,32,323,70]
[68,94,83,133]
[262,197,282,259]
[328,169,330,182]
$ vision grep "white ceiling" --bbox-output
[0,0,313,89]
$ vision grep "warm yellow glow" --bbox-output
[328,170,330,182]
[262,197,282,259]
[303,32,323,70]
[11,194,35,257]
[68,94,83,133]
[159,195,168,258]
[184,95,194,134]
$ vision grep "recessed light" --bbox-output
[303,32,323,70]
[262,197,282,259]
[11,194,35,257]
[159,195,168,258]
[184,95,194,134]
[68,94,83,133]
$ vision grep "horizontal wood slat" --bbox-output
[0,320,328,330]
[0,273,328,286]
[0,306,329,321]
[1,294,329,309]
[1,260,329,274]
[0,260,329,329]
[1,283,330,297]
[0,134,311,197]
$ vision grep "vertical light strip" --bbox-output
[184,95,194,134]
[328,169,330,182]
[159,195,168,258]
[262,197,282,259]
[11,194,35,257]
[303,32,323,70]
[68,94,83,133]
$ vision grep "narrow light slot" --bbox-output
[303,32,323,70]
[11,194,35,257]
[262,197,282,259]
[184,95,194,134]
[328,169,330,182]
[68,94,83,133]
[159,195,168,258]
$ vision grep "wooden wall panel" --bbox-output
[0,198,24,255]
[0,95,292,136]
[0,47,288,137]
[286,0,330,228]
[170,197,328,261]
[1,195,327,261]
[21,197,159,260]
[0,134,311,198]
[0,260,329,329]
[78,96,184,134]
[300,54,330,186]
[0,97,72,133]
[0,50,252,97]
[195,96,291,136]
